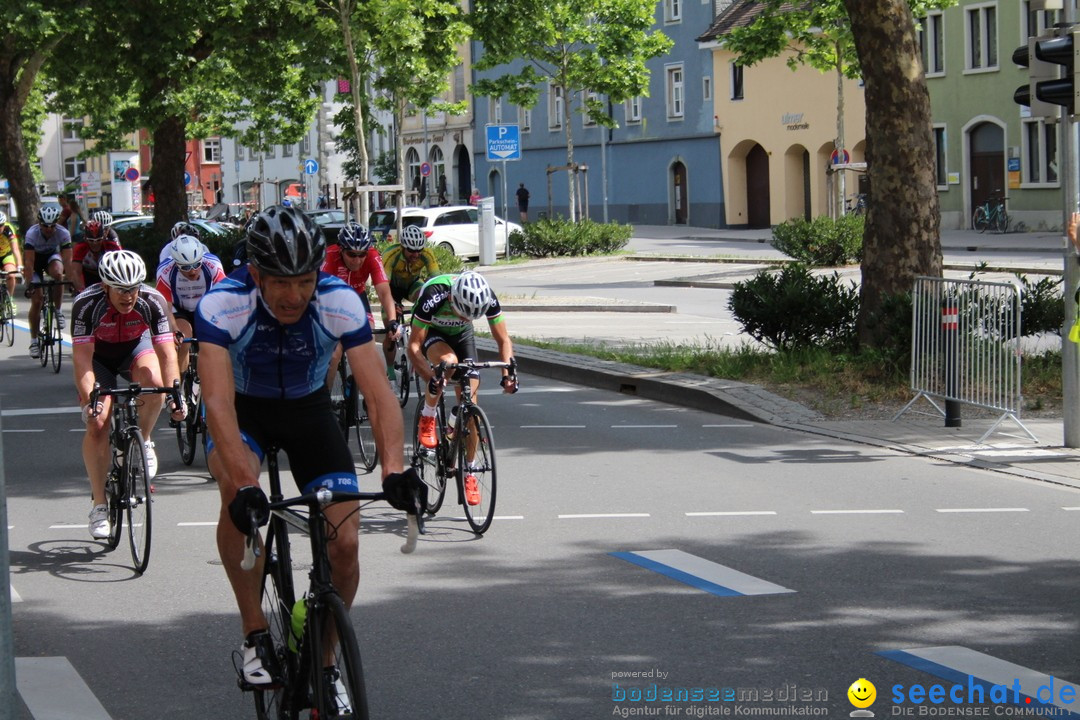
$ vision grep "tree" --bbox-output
[471,0,672,221]
[52,1,327,238]
[0,1,90,231]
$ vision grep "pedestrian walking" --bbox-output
[516,183,530,223]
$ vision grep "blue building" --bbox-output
[471,0,725,227]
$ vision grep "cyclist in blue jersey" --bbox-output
[195,205,417,687]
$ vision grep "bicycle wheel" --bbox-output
[123,428,152,574]
[253,519,297,720]
[329,359,350,442]
[1,289,12,347]
[394,348,411,408]
[37,306,49,368]
[104,471,123,550]
[50,300,63,373]
[352,387,378,474]
[972,206,989,233]
[459,405,497,535]
[995,209,1010,234]
[308,592,369,720]
[176,372,199,465]
[412,399,446,515]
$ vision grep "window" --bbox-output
[548,84,564,129]
[703,77,712,102]
[429,146,445,190]
[453,63,466,102]
[965,4,997,72]
[1022,118,1059,186]
[730,62,744,100]
[202,138,221,163]
[489,96,503,125]
[918,12,945,76]
[932,125,947,189]
[235,143,244,160]
[1024,1,1060,38]
[301,135,311,155]
[63,155,86,180]
[265,145,275,159]
[664,0,681,23]
[666,64,684,119]
[626,96,642,123]
[406,147,421,190]
[282,143,292,158]
[520,105,532,133]
[249,146,259,161]
[62,118,83,142]
[582,92,599,127]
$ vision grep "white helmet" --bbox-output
[91,210,114,228]
[450,272,494,320]
[99,249,146,288]
[38,205,61,226]
[171,221,201,240]
[400,224,427,252]
[0,211,7,225]
[169,235,205,267]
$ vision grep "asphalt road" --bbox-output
[5,323,1080,719]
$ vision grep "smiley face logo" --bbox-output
[848,678,876,709]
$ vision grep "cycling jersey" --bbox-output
[71,284,174,361]
[155,256,227,312]
[411,273,504,336]
[72,239,122,276]
[322,244,388,295]
[380,244,439,288]
[157,240,221,267]
[194,266,373,400]
[0,224,19,259]
[23,224,72,255]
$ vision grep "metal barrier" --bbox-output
[894,275,1037,444]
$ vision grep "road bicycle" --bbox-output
[329,355,378,473]
[0,271,16,348]
[89,380,182,574]
[972,193,1009,234]
[388,305,422,408]
[174,338,206,466]
[30,278,73,373]
[845,193,867,216]
[411,359,514,535]
[239,446,424,720]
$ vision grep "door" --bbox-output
[455,145,472,204]
[672,161,688,224]
[746,144,771,228]
[968,122,1005,221]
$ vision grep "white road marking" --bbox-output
[178,521,218,527]
[935,508,1029,513]
[1,406,80,417]
[559,513,650,519]
[614,549,795,597]
[811,509,904,515]
[687,511,777,517]
[10,584,22,602]
[2,429,45,433]
[15,656,113,720]
[48,524,86,530]
[1063,507,1080,511]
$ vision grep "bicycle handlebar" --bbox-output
[89,380,183,412]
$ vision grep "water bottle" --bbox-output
[288,597,307,652]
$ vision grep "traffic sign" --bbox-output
[304,158,319,175]
[420,162,431,178]
[183,171,192,187]
[486,124,521,161]
[830,148,850,166]
[125,167,140,182]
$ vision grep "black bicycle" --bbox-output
[329,355,378,473]
[411,359,514,535]
[174,338,206,466]
[239,447,424,720]
[387,306,422,408]
[89,380,182,574]
[0,271,16,348]
[30,278,72,373]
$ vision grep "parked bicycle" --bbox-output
[0,271,16,348]
[973,193,1009,234]
[239,445,424,720]
[329,355,379,473]
[88,380,182,574]
[30,278,72,373]
[174,338,206,466]
[411,359,514,535]
[845,193,867,216]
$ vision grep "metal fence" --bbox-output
[894,276,1037,444]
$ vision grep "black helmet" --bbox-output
[246,205,325,276]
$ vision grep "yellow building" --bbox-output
[698,5,868,227]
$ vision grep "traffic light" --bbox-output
[1013,29,1080,117]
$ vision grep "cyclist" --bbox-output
[157,222,216,265]
[72,250,185,538]
[320,222,400,388]
[155,234,227,375]
[22,205,73,359]
[0,211,23,317]
[194,205,415,686]
[70,220,122,293]
[379,224,439,390]
[411,271,518,505]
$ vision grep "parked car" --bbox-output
[109,215,155,243]
[307,209,346,227]
[368,207,422,241]
[394,205,520,258]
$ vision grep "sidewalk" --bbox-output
[476,224,1080,490]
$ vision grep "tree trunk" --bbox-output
[0,98,38,234]
[562,82,576,222]
[339,0,370,221]
[843,0,942,345]
[151,115,190,239]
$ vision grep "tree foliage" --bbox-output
[471,0,672,221]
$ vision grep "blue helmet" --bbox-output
[338,223,373,253]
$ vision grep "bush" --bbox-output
[862,291,913,373]
[509,218,631,258]
[770,215,863,266]
[1016,273,1064,336]
[728,264,859,352]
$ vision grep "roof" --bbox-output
[697,1,809,44]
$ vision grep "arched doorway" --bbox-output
[455,145,472,204]
[968,121,1005,221]
[671,160,688,224]
[746,144,770,228]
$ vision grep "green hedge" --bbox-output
[770,215,863,267]
[508,218,632,257]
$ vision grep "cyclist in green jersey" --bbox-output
[0,211,23,316]
[410,271,517,506]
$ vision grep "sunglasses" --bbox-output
[179,262,202,272]
[113,286,140,296]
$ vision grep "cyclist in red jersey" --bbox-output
[70,220,122,293]
[72,250,185,539]
[321,223,400,386]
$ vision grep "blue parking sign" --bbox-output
[486,125,521,162]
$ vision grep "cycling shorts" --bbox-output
[207,388,358,494]
[1,252,14,268]
[90,333,156,389]
[421,324,477,362]
[32,252,63,278]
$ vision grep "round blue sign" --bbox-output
[183,171,192,187]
